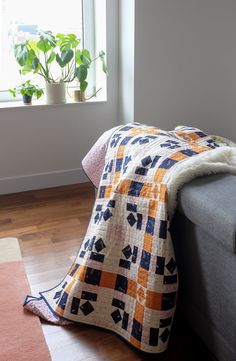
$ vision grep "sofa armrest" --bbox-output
[177,173,236,253]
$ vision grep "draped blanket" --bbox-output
[24,123,236,353]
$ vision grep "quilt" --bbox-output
[24,123,236,353]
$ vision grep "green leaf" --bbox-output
[75,50,82,64]
[68,33,77,41]
[75,65,88,82]
[78,49,91,67]
[28,39,38,52]
[56,33,80,52]
[24,80,31,86]
[60,41,71,52]
[46,51,56,64]
[37,38,51,52]
[28,48,37,60]
[70,37,80,48]
[14,43,29,66]
[56,33,65,40]
[21,64,33,74]
[80,80,88,92]
[38,30,56,47]
[99,51,108,74]
[82,49,91,62]
[8,88,16,97]
[32,56,39,69]
[55,53,64,67]
[61,49,74,66]
[35,88,44,99]
[99,50,105,57]
[81,55,90,66]
[14,43,38,74]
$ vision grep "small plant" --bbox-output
[9,80,44,103]
[13,31,108,94]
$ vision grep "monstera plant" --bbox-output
[14,31,108,104]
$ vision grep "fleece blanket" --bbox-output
[24,123,236,353]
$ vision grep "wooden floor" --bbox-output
[0,183,213,361]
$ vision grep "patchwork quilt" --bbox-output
[24,123,236,353]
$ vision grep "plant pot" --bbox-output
[45,82,66,105]
[23,94,32,104]
[73,89,86,102]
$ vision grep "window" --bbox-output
[0,0,106,102]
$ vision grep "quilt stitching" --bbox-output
[24,123,228,353]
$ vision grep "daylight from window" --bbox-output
[0,0,83,92]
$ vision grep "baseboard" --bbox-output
[0,168,88,195]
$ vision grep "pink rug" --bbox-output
[0,238,51,361]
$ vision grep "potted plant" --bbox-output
[9,80,44,104]
[13,31,108,104]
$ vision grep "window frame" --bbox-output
[0,0,105,103]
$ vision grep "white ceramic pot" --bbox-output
[45,82,66,104]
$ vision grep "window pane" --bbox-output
[0,0,83,91]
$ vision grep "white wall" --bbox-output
[133,0,236,140]
[1,0,236,194]
[0,0,119,194]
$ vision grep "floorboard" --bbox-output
[0,183,213,361]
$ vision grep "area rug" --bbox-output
[0,238,51,361]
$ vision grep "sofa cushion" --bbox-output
[177,173,236,253]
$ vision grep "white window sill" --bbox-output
[0,95,107,109]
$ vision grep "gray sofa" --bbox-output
[171,173,236,361]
